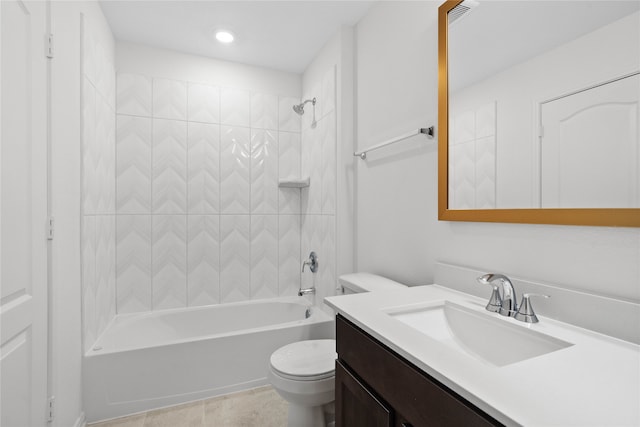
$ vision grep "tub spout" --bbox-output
[298,287,316,296]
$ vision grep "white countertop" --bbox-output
[325,285,640,426]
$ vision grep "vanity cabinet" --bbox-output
[335,315,502,427]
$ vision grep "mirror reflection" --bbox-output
[447,1,640,210]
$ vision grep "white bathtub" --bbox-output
[83,297,335,423]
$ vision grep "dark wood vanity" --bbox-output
[335,315,503,427]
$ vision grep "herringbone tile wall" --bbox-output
[81,35,339,350]
[81,15,117,353]
[111,71,308,315]
[449,101,497,210]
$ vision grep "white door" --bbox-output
[540,73,640,208]
[1,1,49,426]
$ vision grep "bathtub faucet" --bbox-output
[299,252,318,296]
[298,286,316,296]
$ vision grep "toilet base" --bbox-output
[287,403,325,427]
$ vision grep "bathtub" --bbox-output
[83,297,335,423]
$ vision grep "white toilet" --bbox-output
[268,273,407,427]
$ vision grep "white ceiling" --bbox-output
[449,1,640,91]
[99,1,374,74]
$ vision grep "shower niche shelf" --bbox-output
[278,177,310,188]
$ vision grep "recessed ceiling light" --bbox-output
[215,30,235,44]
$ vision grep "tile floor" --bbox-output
[87,386,288,427]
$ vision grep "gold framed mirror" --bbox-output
[438,0,640,227]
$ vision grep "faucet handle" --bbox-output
[302,251,319,273]
[477,276,502,313]
[514,293,549,323]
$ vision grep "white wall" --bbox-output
[51,2,114,426]
[355,2,640,304]
[116,41,300,97]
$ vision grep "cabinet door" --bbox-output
[337,315,501,427]
[335,360,392,427]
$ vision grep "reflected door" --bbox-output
[1,0,49,426]
[540,73,640,208]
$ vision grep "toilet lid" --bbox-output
[270,339,336,381]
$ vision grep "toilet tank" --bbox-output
[338,273,407,294]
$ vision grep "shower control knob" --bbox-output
[302,251,319,273]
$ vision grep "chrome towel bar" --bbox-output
[354,126,434,160]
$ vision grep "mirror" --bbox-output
[438,0,640,226]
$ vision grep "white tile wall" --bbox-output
[449,102,497,209]
[116,215,152,313]
[300,214,322,292]
[113,71,307,313]
[82,26,96,88]
[82,77,97,215]
[188,83,220,124]
[278,132,301,214]
[117,73,152,117]
[81,216,97,352]
[94,101,109,210]
[187,215,220,306]
[301,125,322,214]
[321,111,337,214]
[116,115,152,213]
[220,215,251,303]
[187,122,220,214]
[152,215,187,309]
[221,87,251,127]
[152,119,187,214]
[95,215,116,333]
[476,136,497,209]
[455,110,475,145]
[302,83,320,130]
[221,126,251,214]
[450,141,476,209]
[251,130,278,214]
[81,16,117,351]
[251,93,278,130]
[321,66,336,118]
[84,53,337,344]
[153,78,187,121]
[318,215,336,303]
[278,215,301,297]
[250,215,279,299]
[279,96,302,132]
[299,65,338,305]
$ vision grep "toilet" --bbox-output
[268,273,407,427]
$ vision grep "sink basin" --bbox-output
[387,301,573,367]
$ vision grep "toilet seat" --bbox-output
[270,339,336,381]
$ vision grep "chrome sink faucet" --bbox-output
[477,273,550,323]
[477,273,518,317]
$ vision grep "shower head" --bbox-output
[292,98,316,116]
[293,104,305,115]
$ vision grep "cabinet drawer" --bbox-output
[336,315,502,427]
